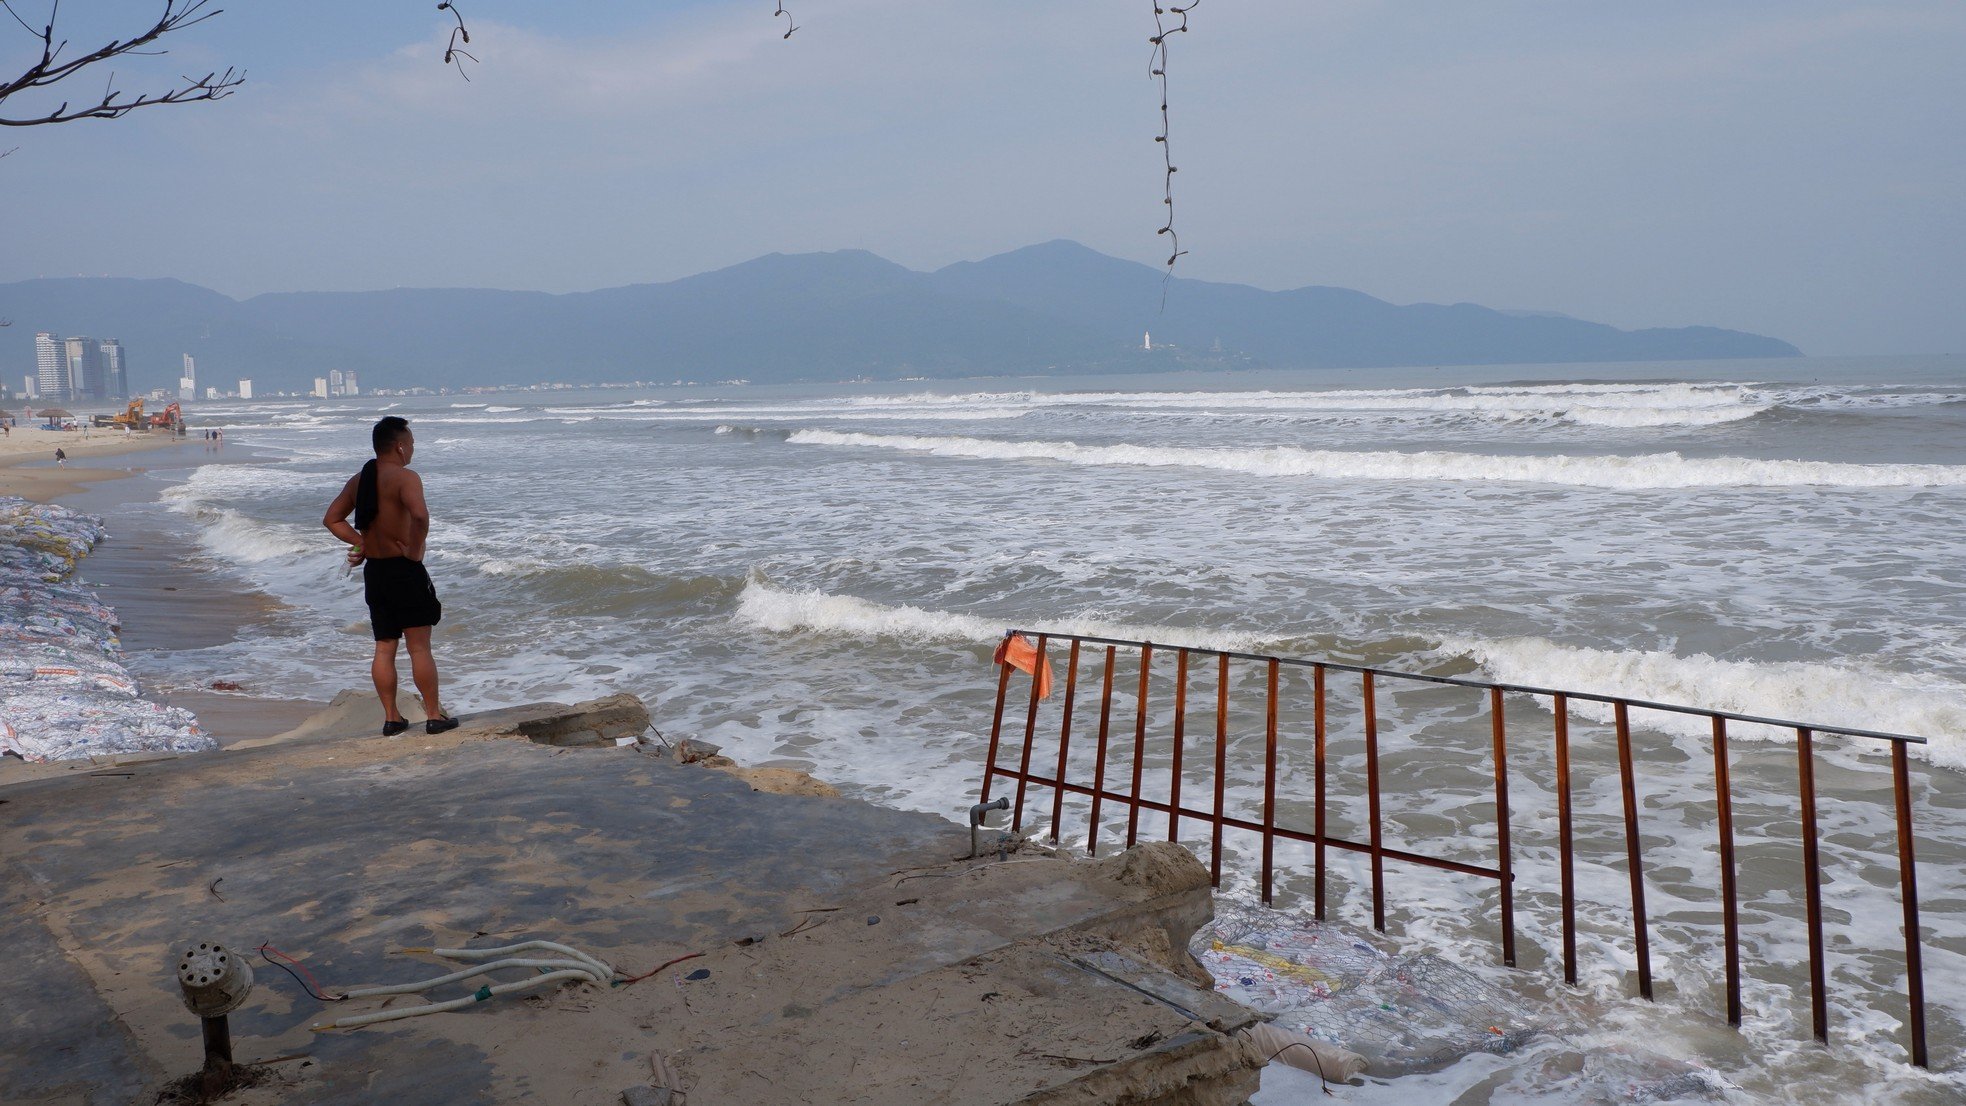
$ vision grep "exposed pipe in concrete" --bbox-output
[970,796,1009,859]
[174,939,254,1095]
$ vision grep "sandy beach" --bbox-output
[0,426,184,500]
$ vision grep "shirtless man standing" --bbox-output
[323,416,460,735]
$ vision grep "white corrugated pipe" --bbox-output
[311,940,613,1032]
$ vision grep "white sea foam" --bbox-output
[786,430,1966,489]
[734,579,1275,651]
[1437,635,1966,765]
[192,508,319,564]
[838,382,1778,428]
[483,405,522,413]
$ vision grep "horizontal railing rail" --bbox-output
[978,630,1930,1068]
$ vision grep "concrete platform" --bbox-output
[0,696,1264,1104]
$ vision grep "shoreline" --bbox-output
[4,437,328,757]
[0,428,186,501]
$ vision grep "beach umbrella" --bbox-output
[38,408,73,418]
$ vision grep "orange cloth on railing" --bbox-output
[993,633,1055,699]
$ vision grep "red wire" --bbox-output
[257,943,343,1000]
[618,952,704,986]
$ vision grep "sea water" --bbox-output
[132,355,1965,1103]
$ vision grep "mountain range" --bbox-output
[0,240,1800,395]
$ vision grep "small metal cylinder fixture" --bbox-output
[175,940,253,1083]
[969,796,1009,859]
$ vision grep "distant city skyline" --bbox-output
[0,2,1960,356]
[29,332,125,402]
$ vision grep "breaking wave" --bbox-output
[786,430,1966,489]
[733,580,1277,652]
[1437,635,1966,765]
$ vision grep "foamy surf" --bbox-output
[787,430,1966,490]
[838,382,1779,428]
[1436,634,1966,764]
[733,579,1278,652]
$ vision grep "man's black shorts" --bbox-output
[363,556,442,642]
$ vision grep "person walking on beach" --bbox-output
[322,416,460,735]
[54,447,64,467]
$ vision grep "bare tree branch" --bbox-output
[0,0,243,127]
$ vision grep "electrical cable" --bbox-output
[256,943,345,1002]
[617,952,704,987]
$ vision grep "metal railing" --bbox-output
[977,630,1931,1067]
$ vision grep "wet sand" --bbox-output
[0,427,183,499]
[18,441,330,745]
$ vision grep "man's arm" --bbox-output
[401,470,431,562]
[323,475,365,566]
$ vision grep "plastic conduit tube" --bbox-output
[420,941,614,980]
[313,970,597,1031]
[340,959,602,1000]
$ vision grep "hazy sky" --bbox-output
[2,1,1961,356]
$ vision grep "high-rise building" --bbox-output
[35,332,66,401]
[101,339,127,397]
[179,354,197,403]
[238,379,254,400]
[328,369,345,397]
[22,374,37,400]
[64,336,107,401]
[343,371,360,397]
[312,377,329,398]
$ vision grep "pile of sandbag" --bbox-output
[0,498,212,761]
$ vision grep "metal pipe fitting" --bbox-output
[175,940,252,1086]
[969,797,1009,859]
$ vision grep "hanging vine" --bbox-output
[1149,2,1198,279]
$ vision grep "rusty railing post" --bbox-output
[1126,644,1155,848]
[1490,686,1515,967]
[1364,671,1385,933]
[1314,664,1328,920]
[1011,635,1048,832]
[1050,640,1082,844]
[1211,653,1229,886]
[1088,646,1118,857]
[1892,742,1928,1068]
[1797,727,1829,1045]
[1262,658,1279,905]
[1614,701,1653,1000]
[1713,716,1742,1026]
[1555,693,1577,985]
[1169,648,1190,842]
[980,654,1014,803]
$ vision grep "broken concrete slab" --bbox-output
[0,694,1266,1104]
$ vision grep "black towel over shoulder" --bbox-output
[354,459,380,533]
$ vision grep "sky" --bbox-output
[1,1,1962,356]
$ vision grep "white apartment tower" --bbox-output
[179,354,197,403]
[238,379,254,400]
[101,339,127,397]
[35,332,66,400]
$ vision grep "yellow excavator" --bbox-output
[92,399,146,429]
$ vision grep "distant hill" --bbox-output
[0,241,1800,395]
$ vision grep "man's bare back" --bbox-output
[327,459,428,562]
